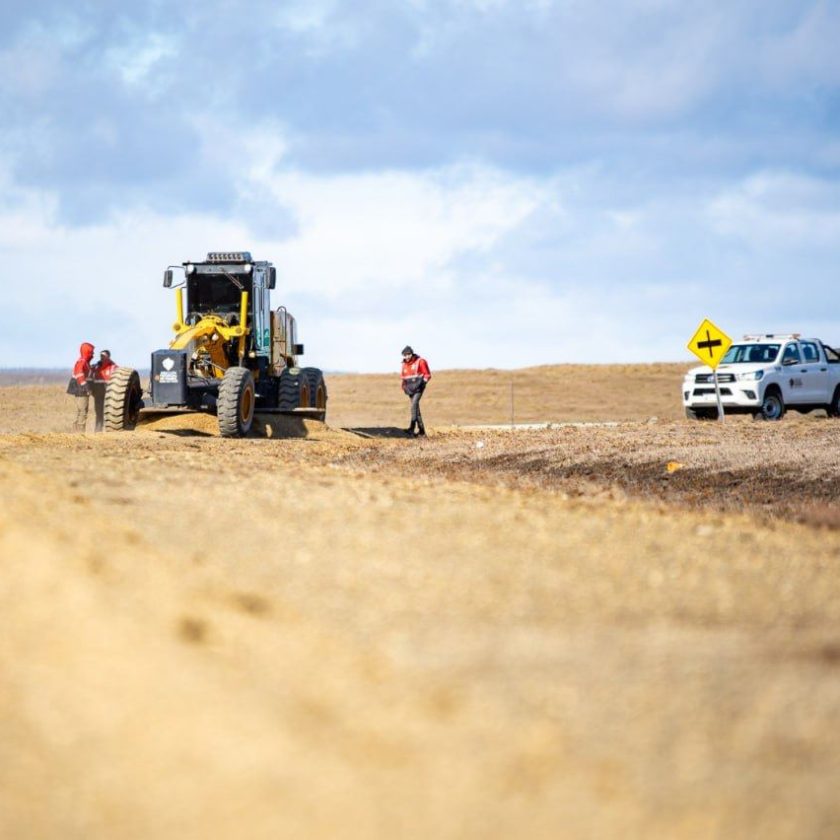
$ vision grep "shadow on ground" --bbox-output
[344,427,409,439]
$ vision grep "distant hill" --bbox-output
[0,369,69,386]
[1,363,691,426]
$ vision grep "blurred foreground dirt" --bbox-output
[1,371,840,839]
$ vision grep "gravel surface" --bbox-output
[2,380,840,839]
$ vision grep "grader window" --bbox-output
[187,275,253,319]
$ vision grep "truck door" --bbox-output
[252,273,269,358]
[779,342,804,402]
[798,340,828,403]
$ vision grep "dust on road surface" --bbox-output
[2,387,840,838]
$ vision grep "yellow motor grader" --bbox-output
[104,251,326,437]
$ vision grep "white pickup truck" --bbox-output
[683,334,840,420]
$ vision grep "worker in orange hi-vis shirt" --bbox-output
[400,345,431,438]
[67,342,95,432]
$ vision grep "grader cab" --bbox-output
[104,252,327,437]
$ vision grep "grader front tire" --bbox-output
[104,368,143,431]
[218,367,255,438]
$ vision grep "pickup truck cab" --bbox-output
[683,334,840,420]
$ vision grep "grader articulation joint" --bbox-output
[105,252,327,437]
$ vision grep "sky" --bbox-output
[1,0,839,372]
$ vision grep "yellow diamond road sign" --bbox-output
[687,319,732,369]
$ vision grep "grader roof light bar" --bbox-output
[206,251,252,263]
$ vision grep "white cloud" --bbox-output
[0,158,549,370]
[3,153,840,372]
[708,171,840,248]
[105,32,178,90]
[261,163,547,298]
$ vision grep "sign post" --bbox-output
[687,318,733,422]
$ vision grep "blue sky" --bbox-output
[1,0,839,371]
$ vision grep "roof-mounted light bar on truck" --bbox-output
[206,252,253,263]
[742,333,801,341]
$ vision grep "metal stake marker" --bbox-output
[713,369,725,422]
[510,381,515,427]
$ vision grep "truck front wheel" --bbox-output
[757,389,785,421]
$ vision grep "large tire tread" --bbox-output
[104,368,142,431]
[218,367,255,437]
[277,368,304,411]
[301,367,328,415]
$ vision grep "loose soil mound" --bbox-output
[137,410,355,442]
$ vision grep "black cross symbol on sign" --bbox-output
[697,329,722,359]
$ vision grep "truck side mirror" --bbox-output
[294,343,304,356]
[268,267,276,290]
[163,269,173,288]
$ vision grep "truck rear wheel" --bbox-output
[757,389,785,421]
[218,367,255,437]
[829,387,840,418]
[104,368,143,431]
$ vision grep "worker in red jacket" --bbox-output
[401,345,431,437]
[90,350,118,433]
[67,342,95,432]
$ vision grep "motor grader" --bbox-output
[104,251,327,437]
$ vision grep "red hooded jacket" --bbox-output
[401,355,431,396]
[92,358,118,382]
[73,343,94,390]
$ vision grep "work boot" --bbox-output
[416,424,426,437]
[405,422,416,437]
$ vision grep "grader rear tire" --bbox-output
[278,368,306,411]
[301,367,328,417]
[104,368,143,431]
[218,367,255,438]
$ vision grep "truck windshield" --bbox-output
[721,344,780,364]
[187,275,253,318]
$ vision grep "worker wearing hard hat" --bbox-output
[67,342,95,432]
[90,350,119,433]
[400,346,431,437]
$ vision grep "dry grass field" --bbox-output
[2,365,840,839]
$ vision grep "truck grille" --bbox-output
[695,373,734,383]
[693,388,732,396]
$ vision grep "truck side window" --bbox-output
[800,341,819,362]
[781,343,801,365]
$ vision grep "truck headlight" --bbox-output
[736,370,764,381]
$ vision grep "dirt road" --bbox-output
[2,375,840,838]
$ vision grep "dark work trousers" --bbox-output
[91,383,106,433]
[409,390,425,432]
